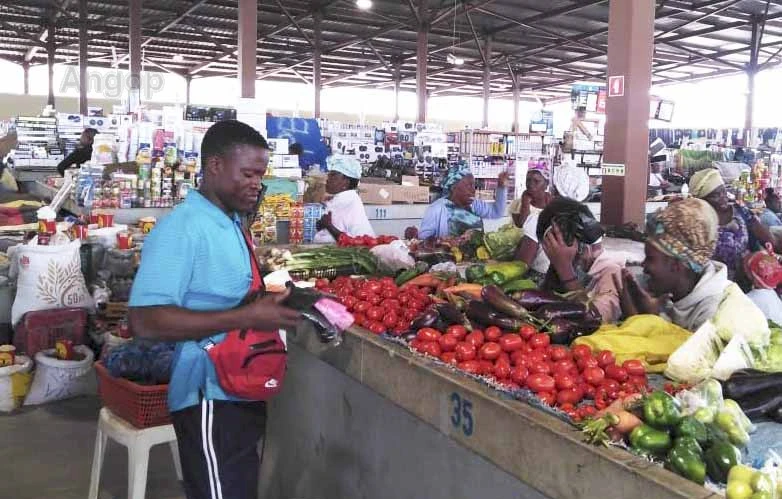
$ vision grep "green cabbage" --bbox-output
[665,321,723,384]
[712,284,770,347]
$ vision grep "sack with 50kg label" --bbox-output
[9,239,93,325]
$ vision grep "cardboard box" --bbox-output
[392,185,429,204]
[359,183,393,205]
[401,175,419,186]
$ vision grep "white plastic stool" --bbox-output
[88,407,183,499]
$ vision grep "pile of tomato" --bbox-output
[409,324,649,420]
[316,276,432,335]
[336,234,398,248]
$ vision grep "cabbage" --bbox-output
[665,321,723,384]
[712,284,770,347]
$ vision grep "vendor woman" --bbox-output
[313,156,375,244]
[509,165,551,228]
[417,164,508,240]
[688,168,776,283]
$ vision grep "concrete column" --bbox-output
[47,21,56,107]
[22,62,29,95]
[482,35,492,129]
[745,18,760,146]
[601,0,655,227]
[78,0,88,115]
[416,0,428,123]
[393,62,402,122]
[129,0,142,112]
[512,76,520,133]
[185,74,192,106]
[238,0,258,99]
[313,10,323,119]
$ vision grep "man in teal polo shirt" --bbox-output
[129,120,301,499]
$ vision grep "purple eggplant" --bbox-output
[534,302,587,322]
[514,290,566,311]
[410,308,439,330]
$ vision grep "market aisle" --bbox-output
[0,396,184,499]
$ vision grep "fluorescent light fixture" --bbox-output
[173,54,185,62]
[358,71,368,78]
[447,53,464,65]
[356,0,372,9]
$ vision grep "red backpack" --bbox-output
[205,230,287,401]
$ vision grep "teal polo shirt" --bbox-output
[129,190,253,411]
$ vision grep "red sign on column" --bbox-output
[608,75,625,97]
[596,90,607,113]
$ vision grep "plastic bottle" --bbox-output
[681,183,689,199]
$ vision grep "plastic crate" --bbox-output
[13,308,88,357]
[95,362,171,428]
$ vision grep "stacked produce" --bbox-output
[336,234,398,248]
[261,246,379,278]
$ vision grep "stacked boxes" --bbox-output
[303,203,324,243]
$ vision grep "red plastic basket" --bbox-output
[95,362,171,428]
[13,308,88,357]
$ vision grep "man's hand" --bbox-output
[613,269,665,317]
[316,212,332,232]
[542,224,578,279]
[241,288,302,331]
[497,171,510,188]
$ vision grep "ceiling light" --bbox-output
[447,53,464,66]
[358,71,368,78]
[356,0,372,10]
[173,54,185,62]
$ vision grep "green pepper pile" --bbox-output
[465,262,534,292]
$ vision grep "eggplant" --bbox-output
[515,290,565,311]
[534,302,587,322]
[482,285,528,319]
[402,332,417,343]
[410,308,439,330]
[722,372,782,401]
[491,316,526,331]
[435,302,465,326]
[546,318,577,345]
[466,300,525,330]
[733,387,782,420]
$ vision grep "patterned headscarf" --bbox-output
[528,164,551,182]
[743,245,782,289]
[646,198,719,273]
[441,163,473,198]
[689,168,724,199]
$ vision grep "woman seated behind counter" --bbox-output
[313,156,375,244]
[417,164,508,240]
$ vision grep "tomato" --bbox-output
[455,342,477,362]
[465,331,485,348]
[528,349,550,363]
[510,350,526,366]
[605,364,629,383]
[537,391,556,406]
[368,322,386,335]
[622,359,646,377]
[570,344,592,360]
[314,278,330,289]
[552,359,578,376]
[493,359,511,380]
[398,294,411,305]
[446,325,467,340]
[579,382,596,399]
[529,333,551,350]
[379,276,395,287]
[528,361,551,375]
[354,289,371,301]
[341,296,358,310]
[519,324,537,340]
[557,387,583,406]
[582,366,606,386]
[458,360,482,375]
[396,317,410,329]
[371,294,385,306]
[403,309,419,321]
[526,373,556,393]
[438,334,459,352]
[497,351,510,365]
[367,281,383,294]
[629,375,648,388]
[548,345,570,362]
[476,342,500,361]
[416,328,441,342]
[479,360,495,375]
[381,288,398,300]
[354,301,371,313]
[390,325,407,336]
[596,350,616,368]
[419,286,433,296]
[510,366,529,385]
[418,341,442,358]
[409,338,422,350]
[554,372,577,391]
[484,326,502,342]
[577,356,599,371]
[366,306,384,321]
[409,299,427,311]
[601,379,620,393]
[499,334,524,352]
[383,313,399,328]
[352,312,366,327]
[441,352,458,365]
[381,299,400,309]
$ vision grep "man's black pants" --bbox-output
[171,399,267,499]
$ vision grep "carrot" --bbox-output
[443,283,483,300]
[402,273,445,289]
[611,410,643,435]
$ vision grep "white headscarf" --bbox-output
[327,155,362,179]
[553,161,590,202]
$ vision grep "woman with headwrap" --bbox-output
[313,156,375,243]
[688,168,776,282]
[509,165,552,228]
[536,198,625,323]
[617,198,759,331]
[515,161,590,281]
[417,164,508,240]
[743,246,782,324]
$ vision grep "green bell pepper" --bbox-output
[484,261,528,282]
[629,424,672,456]
[674,416,709,447]
[704,440,741,484]
[667,438,706,485]
[643,391,683,430]
[488,271,506,286]
[501,278,537,293]
[465,264,486,283]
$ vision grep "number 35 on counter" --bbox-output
[449,392,474,437]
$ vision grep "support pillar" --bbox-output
[47,21,56,107]
[313,10,323,119]
[129,0,142,112]
[416,0,428,123]
[22,62,29,95]
[78,0,88,115]
[745,17,760,147]
[601,0,655,227]
[393,62,402,122]
[238,0,258,99]
[512,76,520,133]
[482,35,492,129]
[185,75,192,106]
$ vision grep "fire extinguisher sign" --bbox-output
[608,75,625,97]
